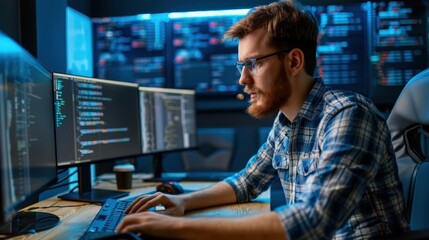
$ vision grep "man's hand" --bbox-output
[116,211,287,240]
[116,211,181,238]
[125,192,186,216]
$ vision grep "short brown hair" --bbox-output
[224,0,318,75]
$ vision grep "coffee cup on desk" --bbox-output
[113,163,135,190]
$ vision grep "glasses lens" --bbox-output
[235,62,244,74]
[245,60,257,75]
[235,59,258,75]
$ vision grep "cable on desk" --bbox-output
[55,169,78,185]
[25,203,90,211]
[45,180,78,191]
[68,185,79,193]
[41,169,78,193]
[57,168,69,175]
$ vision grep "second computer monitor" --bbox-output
[53,73,142,166]
[139,87,197,154]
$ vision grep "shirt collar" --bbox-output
[277,77,326,126]
[297,77,326,121]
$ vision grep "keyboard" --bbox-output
[81,197,150,240]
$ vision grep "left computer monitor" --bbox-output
[0,31,59,235]
[53,73,141,203]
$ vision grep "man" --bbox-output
[116,1,409,239]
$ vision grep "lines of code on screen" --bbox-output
[54,74,141,166]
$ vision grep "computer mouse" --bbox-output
[156,182,184,194]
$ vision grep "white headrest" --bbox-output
[387,68,429,161]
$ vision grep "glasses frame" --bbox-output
[235,49,293,75]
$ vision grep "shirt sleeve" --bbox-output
[275,104,386,240]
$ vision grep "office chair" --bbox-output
[181,128,235,171]
[386,68,429,233]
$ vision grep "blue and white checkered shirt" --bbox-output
[225,77,408,239]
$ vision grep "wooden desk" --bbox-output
[9,174,270,240]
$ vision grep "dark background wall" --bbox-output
[0,0,20,43]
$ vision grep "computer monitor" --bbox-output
[92,14,169,87]
[367,1,428,107]
[92,9,248,97]
[307,2,369,96]
[0,31,59,235]
[139,87,197,179]
[53,73,141,203]
[170,10,246,95]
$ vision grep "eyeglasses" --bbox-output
[235,49,292,75]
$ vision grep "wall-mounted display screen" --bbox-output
[91,1,429,107]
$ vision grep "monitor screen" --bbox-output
[139,87,197,154]
[93,14,169,87]
[367,1,428,106]
[66,6,93,77]
[53,73,141,167]
[170,10,246,94]
[308,3,369,96]
[90,2,429,108]
[92,9,249,96]
[0,31,57,228]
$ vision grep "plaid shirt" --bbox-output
[225,78,408,239]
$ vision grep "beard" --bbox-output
[246,68,291,119]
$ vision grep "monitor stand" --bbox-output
[0,212,59,235]
[58,165,129,203]
[143,153,168,182]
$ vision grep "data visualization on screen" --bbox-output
[93,14,168,87]
[53,73,141,166]
[170,12,244,93]
[92,9,248,96]
[367,1,427,104]
[139,87,197,154]
[90,2,429,106]
[308,3,369,95]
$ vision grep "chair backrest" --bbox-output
[387,68,429,231]
[181,128,235,171]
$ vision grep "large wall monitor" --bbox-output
[367,1,428,106]
[53,73,141,202]
[93,14,169,88]
[90,2,429,107]
[0,31,58,235]
[308,3,369,95]
[92,9,248,96]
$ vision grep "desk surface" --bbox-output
[10,174,270,240]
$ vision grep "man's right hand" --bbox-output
[125,192,186,216]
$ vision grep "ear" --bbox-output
[287,48,305,76]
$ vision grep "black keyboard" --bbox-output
[81,197,144,240]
